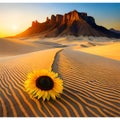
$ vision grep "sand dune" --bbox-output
[53,48,120,117]
[0,48,61,117]
[0,37,120,117]
[0,38,37,57]
[0,38,55,57]
[78,42,120,61]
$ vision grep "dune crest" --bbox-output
[78,43,120,61]
[0,38,37,57]
[52,48,120,117]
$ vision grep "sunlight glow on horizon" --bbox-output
[0,3,120,38]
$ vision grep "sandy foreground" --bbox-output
[0,36,120,117]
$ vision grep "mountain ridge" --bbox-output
[16,10,120,38]
[110,28,120,34]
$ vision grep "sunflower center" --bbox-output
[36,76,54,90]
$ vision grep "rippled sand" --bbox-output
[0,36,120,117]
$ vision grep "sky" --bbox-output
[0,3,120,37]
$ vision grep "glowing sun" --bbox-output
[11,25,19,31]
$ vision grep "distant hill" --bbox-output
[16,10,120,38]
[110,28,120,34]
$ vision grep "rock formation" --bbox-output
[16,10,120,38]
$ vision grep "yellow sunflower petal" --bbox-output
[42,91,48,101]
[37,91,44,99]
[24,69,63,101]
[46,94,50,101]
[51,93,56,100]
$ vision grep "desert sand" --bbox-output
[0,36,120,117]
[78,42,120,61]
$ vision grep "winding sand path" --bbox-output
[0,47,120,117]
[52,48,120,117]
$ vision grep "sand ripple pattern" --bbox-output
[52,48,120,117]
[0,48,120,117]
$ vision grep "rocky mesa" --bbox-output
[16,10,120,38]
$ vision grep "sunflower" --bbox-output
[24,69,63,101]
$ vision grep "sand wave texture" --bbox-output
[53,48,120,117]
[0,46,120,117]
[0,48,62,117]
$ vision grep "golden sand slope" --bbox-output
[53,48,120,117]
[1,45,120,117]
[0,38,37,57]
[0,48,62,117]
[0,38,55,57]
[78,42,120,61]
